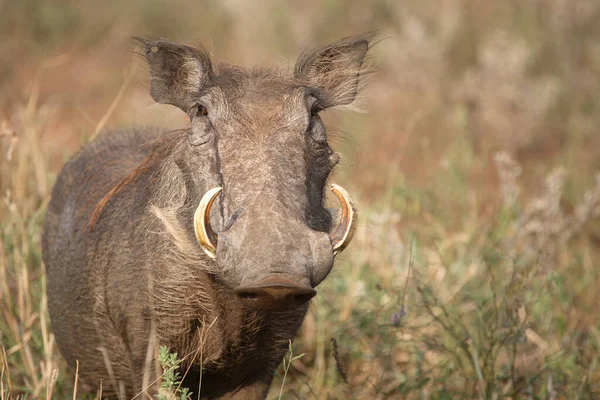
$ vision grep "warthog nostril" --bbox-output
[237,292,259,300]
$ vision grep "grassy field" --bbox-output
[2,0,600,398]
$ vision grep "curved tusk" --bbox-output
[194,187,222,259]
[329,183,357,256]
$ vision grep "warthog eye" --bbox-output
[311,105,322,117]
[196,104,208,117]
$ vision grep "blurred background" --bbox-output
[1,0,600,398]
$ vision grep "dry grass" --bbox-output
[2,0,600,398]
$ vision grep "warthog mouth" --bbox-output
[234,275,317,311]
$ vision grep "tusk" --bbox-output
[329,183,357,256]
[194,187,222,259]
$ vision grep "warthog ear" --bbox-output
[135,37,212,111]
[294,33,376,107]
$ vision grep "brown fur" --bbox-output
[42,34,375,399]
[89,131,180,228]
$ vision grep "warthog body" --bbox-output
[42,34,374,399]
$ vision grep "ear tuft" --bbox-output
[133,37,212,111]
[294,32,377,107]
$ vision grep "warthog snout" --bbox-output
[235,275,316,311]
[215,223,334,304]
[193,185,357,304]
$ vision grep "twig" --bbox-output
[90,63,137,142]
[400,237,414,313]
[330,337,348,384]
[72,360,79,400]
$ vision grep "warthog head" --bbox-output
[137,34,373,311]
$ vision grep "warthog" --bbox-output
[42,33,374,399]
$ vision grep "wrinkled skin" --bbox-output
[42,33,374,399]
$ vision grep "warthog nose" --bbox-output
[234,276,316,311]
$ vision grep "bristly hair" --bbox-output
[294,31,381,110]
[131,36,213,75]
[88,130,183,230]
[131,36,213,110]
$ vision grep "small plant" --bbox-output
[157,346,191,400]
[278,341,306,400]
